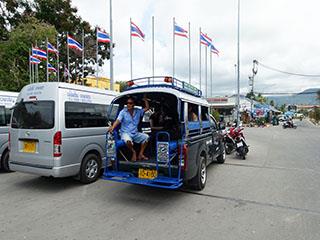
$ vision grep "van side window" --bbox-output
[0,106,6,126]
[65,102,108,128]
[201,106,209,121]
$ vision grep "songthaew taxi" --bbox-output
[103,76,225,190]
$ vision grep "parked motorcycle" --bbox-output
[282,120,297,129]
[223,125,249,159]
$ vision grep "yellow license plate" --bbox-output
[23,141,36,153]
[138,169,157,179]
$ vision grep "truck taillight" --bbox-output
[178,144,188,170]
[53,131,62,157]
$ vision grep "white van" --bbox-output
[0,91,18,171]
[9,82,118,183]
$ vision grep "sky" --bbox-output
[72,0,320,96]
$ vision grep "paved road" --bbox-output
[1,120,319,240]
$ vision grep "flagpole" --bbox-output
[236,0,241,125]
[172,17,175,79]
[188,22,191,85]
[109,0,114,90]
[29,49,31,84]
[199,28,201,93]
[130,17,133,80]
[56,35,60,82]
[210,48,212,97]
[35,40,38,82]
[205,45,207,98]
[96,27,99,87]
[46,37,49,82]
[67,32,70,82]
[82,29,85,85]
[152,16,155,83]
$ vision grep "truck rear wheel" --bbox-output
[79,153,101,184]
[189,155,206,191]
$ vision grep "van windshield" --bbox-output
[11,101,54,129]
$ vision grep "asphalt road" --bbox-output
[1,119,320,240]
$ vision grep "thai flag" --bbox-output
[131,21,145,41]
[211,44,220,56]
[200,32,212,46]
[67,35,83,51]
[47,42,58,54]
[97,29,111,43]
[29,56,41,65]
[47,62,57,72]
[32,47,47,60]
[174,23,188,38]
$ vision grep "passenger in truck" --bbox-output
[108,96,150,161]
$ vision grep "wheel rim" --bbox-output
[223,148,226,160]
[85,159,98,179]
[200,159,206,185]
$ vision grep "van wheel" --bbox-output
[79,154,101,184]
[216,145,226,164]
[189,155,206,191]
[1,150,12,172]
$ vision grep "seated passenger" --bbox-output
[109,96,150,161]
[188,105,198,121]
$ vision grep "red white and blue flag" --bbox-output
[29,56,41,64]
[67,35,83,51]
[47,62,57,72]
[47,42,58,54]
[131,21,145,41]
[200,32,212,46]
[211,43,220,56]
[32,47,47,60]
[174,23,188,38]
[97,29,111,43]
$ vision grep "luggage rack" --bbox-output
[123,76,203,98]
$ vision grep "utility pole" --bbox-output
[236,0,240,126]
[249,60,258,120]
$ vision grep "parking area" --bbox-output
[1,120,320,240]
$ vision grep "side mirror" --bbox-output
[219,122,226,130]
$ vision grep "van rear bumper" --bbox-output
[9,162,80,178]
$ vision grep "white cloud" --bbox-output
[72,0,320,95]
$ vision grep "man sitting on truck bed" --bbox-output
[109,96,150,161]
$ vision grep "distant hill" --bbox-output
[266,88,320,106]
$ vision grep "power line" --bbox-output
[255,60,320,78]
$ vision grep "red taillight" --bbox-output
[127,80,134,87]
[164,76,173,83]
[178,144,188,170]
[53,131,62,157]
[8,131,10,150]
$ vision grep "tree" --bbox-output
[116,81,128,92]
[269,100,275,107]
[317,89,320,102]
[0,17,56,91]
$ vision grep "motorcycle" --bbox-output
[282,120,297,129]
[223,125,249,159]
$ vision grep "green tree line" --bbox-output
[0,0,112,91]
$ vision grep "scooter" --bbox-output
[223,125,249,159]
[282,120,297,129]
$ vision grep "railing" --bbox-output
[124,76,202,98]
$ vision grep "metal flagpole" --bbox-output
[199,28,201,92]
[29,49,31,84]
[188,22,191,84]
[82,29,85,85]
[236,0,241,126]
[109,0,114,90]
[96,27,99,87]
[35,40,38,82]
[56,35,60,82]
[205,45,207,98]
[210,48,212,97]
[172,17,175,79]
[67,32,70,82]
[130,17,133,80]
[46,37,49,82]
[152,16,155,83]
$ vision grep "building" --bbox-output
[84,76,120,92]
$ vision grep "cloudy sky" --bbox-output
[72,0,320,95]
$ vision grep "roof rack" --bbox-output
[123,76,203,98]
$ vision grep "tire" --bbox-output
[189,155,207,191]
[1,150,12,172]
[225,143,232,155]
[216,145,226,164]
[79,153,101,184]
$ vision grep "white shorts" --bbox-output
[121,132,149,144]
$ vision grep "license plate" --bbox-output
[236,142,243,147]
[138,169,157,179]
[23,141,36,153]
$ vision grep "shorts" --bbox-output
[121,132,149,144]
